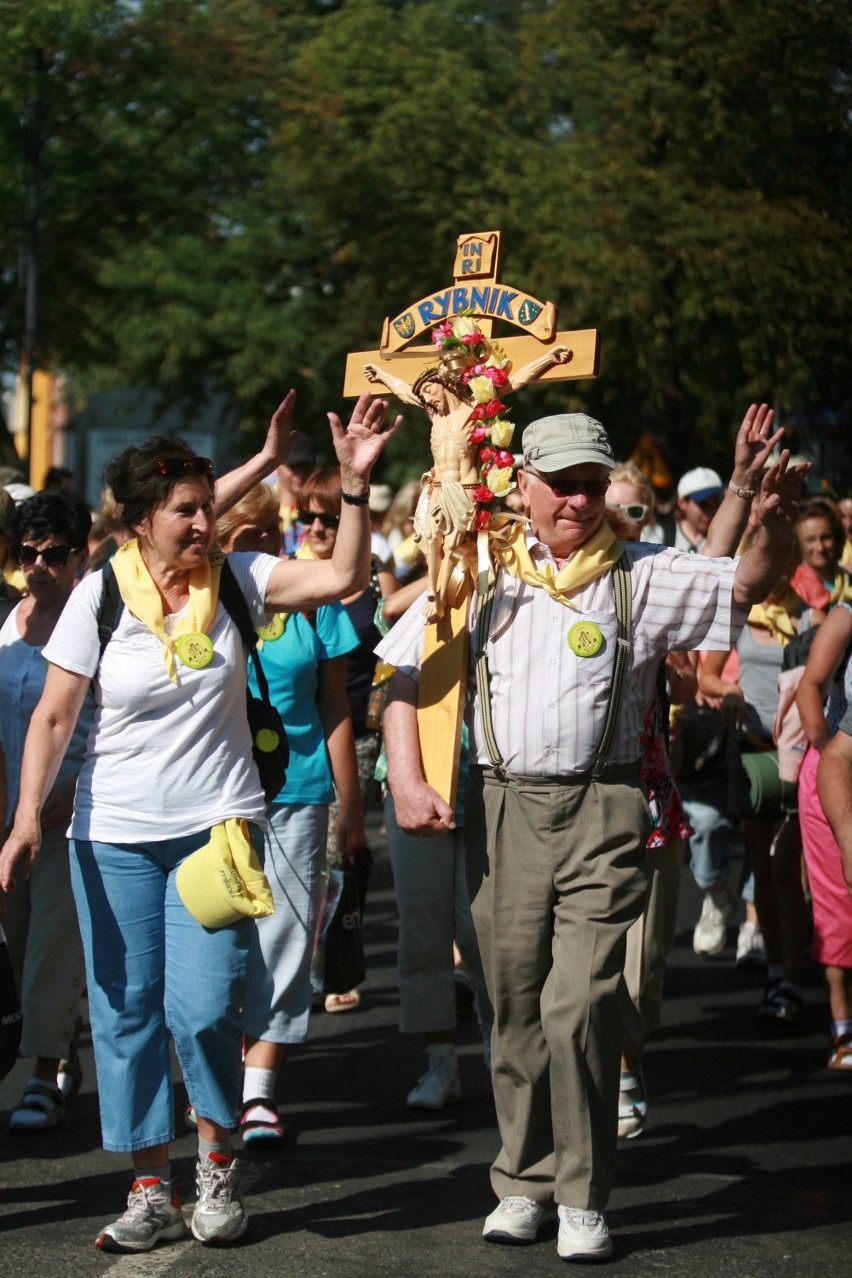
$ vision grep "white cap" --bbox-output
[677,467,724,502]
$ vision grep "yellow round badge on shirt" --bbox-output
[567,620,604,657]
[255,727,280,753]
[176,632,214,669]
[257,614,286,643]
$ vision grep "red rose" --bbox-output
[484,366,509,387]
[495,449,515,468]
[470,424,487,443]
[470,404,487,420]
[485,398,506,417]
[473,484,493,504]
[480,446,495,463]
[474,508,491,530]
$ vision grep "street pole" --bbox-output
[21,48,43,476]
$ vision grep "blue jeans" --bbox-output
[70,829,257,1152]
[680,788,733,892]
[243,802,328,1044]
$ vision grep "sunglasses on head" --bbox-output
[152,456,214,479]
[298,509,339,530]
[539,476,610,498]
[607,502,650,522]
[18,543,76,569]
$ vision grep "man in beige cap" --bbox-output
[378,411,807,1261]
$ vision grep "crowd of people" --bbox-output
[0,386,850,1263]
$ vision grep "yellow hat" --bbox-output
[176,819,274,930]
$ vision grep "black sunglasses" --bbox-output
[540,476,610,498]
[152,456,214,479]
[298,509,339,530]
[18,543,77,569]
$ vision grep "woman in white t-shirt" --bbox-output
[0,392,400,1256]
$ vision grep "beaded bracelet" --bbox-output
[341,489,370,506]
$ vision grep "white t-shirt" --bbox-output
[42,552,278,842]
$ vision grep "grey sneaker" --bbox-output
[406,1053,461,1110]
[96,1177,187,1253]
[693,888,736,956]
[557,1205,612,1260]
[483,1195,549,1243]
[191,1153,248,1245]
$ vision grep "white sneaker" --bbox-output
[557,1206,612,1260]
[483,1195,548,1243]
[735,921,767,969]
[406,1053,461,1110]
[693,888,736,956]
[617,1069,647,1139]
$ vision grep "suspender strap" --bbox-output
[474,551,634,779]
[591,551,632,778]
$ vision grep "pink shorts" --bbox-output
[799,745,852,968]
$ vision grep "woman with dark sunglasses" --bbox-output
[0,392,400,1255]
[0,491,92,1134]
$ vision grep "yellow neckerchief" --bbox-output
[747,589,800,647]
[829,564,852,604]
[110,537,223,680]
[295,540,316,561]
[492,516,623,606]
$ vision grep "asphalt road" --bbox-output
[1,824,850,1277]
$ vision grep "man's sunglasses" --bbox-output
[152,456,214,479]
[607,502,650,522]
[539,476,610,498]
[298,509,339,530]
[18,543,78,569]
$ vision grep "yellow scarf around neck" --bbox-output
[492,517,624,606]
[110,537,223,680]
[747,591,799,647]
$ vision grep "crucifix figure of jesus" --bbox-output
[364,344,571,620]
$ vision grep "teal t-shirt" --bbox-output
[249,603,359,805]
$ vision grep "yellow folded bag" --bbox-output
[176,818,274,930]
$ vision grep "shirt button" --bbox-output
[549,701,556,709]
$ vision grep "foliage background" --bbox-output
[0,0,849,486]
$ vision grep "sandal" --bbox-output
[828,1031,852,1070]
[325,989,361,1013]
[239,1099,288,1147]
[9,1080,66,1132]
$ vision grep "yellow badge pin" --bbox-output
[567,620,604,657]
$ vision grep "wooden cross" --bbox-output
[343,230,598,396]
[344,231,600,809]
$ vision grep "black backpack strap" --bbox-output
[218,556,276,708]
[96,561,125,659]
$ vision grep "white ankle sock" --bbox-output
[243,1065,276,1103]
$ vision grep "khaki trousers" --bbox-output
[466,765,649,1210]
[3,825,85,1059]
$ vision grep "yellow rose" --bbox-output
[488,418,514,448]
[469,375,495,403]
[486,466,514,496]
[488,344,511,371]
[452,314,477,339]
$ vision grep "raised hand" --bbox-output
[328,393,403,484]
[260,389,300,469]
[731,403,785,488]
[755,449,811,526]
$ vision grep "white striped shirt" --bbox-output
[376,537,744,776]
